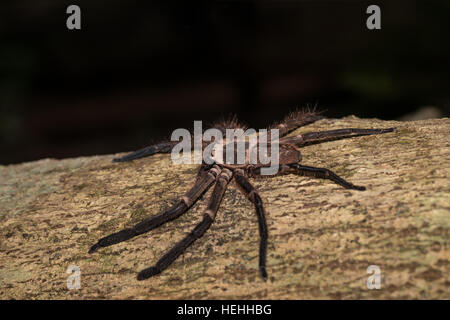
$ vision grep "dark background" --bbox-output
[1,0,449,165]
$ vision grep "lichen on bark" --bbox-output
[0,116,449,299]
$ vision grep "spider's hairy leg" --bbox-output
[234,170,269,281]
[289,163,366,191]
[209,114,247,135]
[280,127,396,146]
[270,108,324,138]
[136,168,233,280]
[112,141,177,162]
[88,165,221,254]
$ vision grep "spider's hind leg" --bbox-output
[281,127,396,146]
[289,163,365,191]
[270,108,325,138]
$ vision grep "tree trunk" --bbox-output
[0,116,449,299]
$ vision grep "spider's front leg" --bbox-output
[137,168,233,280]
[88,165,221,253]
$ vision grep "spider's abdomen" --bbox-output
[277,143,302,165]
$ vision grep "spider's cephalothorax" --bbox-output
[89,110,396,281]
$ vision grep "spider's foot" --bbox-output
[88,243,100,254]
[113,152,142,162]
[137,266,161,280]
[342,183,365,191]
[88,229,137,254]
[260,267,268,281]
[112,156,129,163]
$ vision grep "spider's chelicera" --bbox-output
[88,110,396,281]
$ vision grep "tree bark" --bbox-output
[0,116,449,299]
